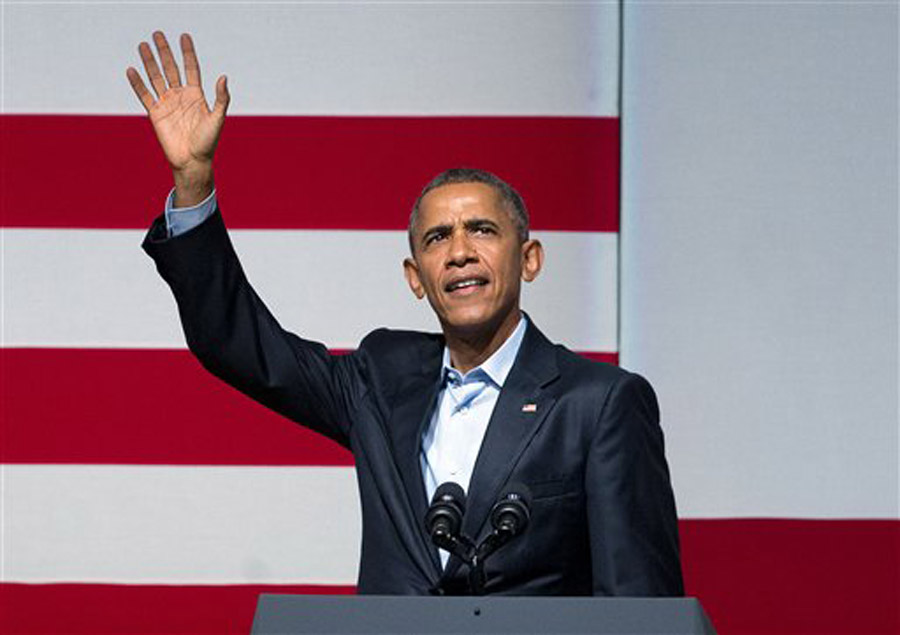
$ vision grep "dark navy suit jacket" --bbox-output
[144,210,684,596]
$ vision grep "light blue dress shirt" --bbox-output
[421,317,527,566]
[164,188,217,237]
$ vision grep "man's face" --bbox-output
[403,182,543,339]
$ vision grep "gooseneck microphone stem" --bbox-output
[468,552,486,595]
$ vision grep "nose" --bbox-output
[445,229,476,267]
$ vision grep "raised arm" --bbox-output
[126,31,230,207]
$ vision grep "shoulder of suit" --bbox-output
[543,345,659,426]
[549,341,651,390]
[357,327,442,365]
[360,326,441,347]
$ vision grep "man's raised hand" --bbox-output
[126,32,230,207]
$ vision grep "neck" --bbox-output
[443,309,522,374]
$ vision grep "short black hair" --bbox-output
[408,168,530,253]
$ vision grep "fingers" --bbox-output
[126,66,156,112]
[153,31,183,89]
[212,75,231,119]
[180,33,201,86]
[130,31,217,114]
[138,40,167,99]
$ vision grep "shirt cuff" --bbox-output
[164,188,217,237]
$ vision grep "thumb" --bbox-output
[212,75,230,119]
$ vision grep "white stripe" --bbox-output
[3,2,619,116]
[1,228,618,352]
[1,464,360,584]
[621,2,899,521]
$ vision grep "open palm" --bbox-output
[126,32,229,174]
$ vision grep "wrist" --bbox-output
[173,163,214,208]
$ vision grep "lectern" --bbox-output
[251,595,717,634]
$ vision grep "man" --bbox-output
[129,31,683,596]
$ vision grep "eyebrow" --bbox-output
[465,218,501,232]
[420,218,502,245]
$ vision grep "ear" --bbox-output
[403,256,426,299]
[520,239,544,283]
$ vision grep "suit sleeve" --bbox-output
[142,209,365,448]
[585,372,685,596]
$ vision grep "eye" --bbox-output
[424,230,448,246]
[471,224,496,236]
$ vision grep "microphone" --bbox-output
[425,482,468,557]
[490,484,531,538]
[425,482,532,595]
[477,483,532,561]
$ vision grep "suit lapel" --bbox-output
[387,343,445,573]
[455,321,559,565]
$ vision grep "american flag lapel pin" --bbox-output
[522,403,538,413]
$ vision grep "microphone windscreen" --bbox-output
[490,482,532,535]
[432,482,466,508]
[501,482,532,508]
[426,481,467,539]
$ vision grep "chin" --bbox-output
[440,307,504,335]
[440,309,488,329]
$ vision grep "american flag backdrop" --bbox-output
[1,3,897,635]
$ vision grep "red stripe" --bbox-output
[0,348,354,466]
[2,520,896,635]
[1,348,616,465]
[681,519,900,634]
[0,583,354,635]
[580,351,619,366]
[0,115,619,232]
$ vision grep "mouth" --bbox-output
[444,276,489,294]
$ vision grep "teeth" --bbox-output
[448,279,485,291]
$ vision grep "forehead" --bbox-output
[417,182,508,228]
